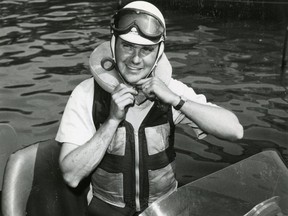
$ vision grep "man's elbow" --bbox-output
[62,172,80,188]
[59,162,81,188]
[230,123,244,141]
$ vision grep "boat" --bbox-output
[1,123,288,216]
[140,149,288,215]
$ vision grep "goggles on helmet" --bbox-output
[111,8,165,42]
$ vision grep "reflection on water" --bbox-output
[0,0,287,182]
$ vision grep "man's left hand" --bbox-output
[136,77,179,106]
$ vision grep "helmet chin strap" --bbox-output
[110,35,165,87]
[148,41,164,79]
[110,35,117,63]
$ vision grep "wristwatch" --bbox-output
[174,96,187,110]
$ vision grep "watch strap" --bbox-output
[174,98,185,110]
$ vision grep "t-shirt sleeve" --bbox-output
[55,79,96,146]
[168,78,217,139]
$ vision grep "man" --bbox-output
[56,1,243,215]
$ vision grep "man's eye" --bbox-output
[141,47,154,55]
[123,43,133,50]
[143,47,154,52]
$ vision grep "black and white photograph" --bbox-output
[0,0,287,215]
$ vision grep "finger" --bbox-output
[142,83,150,92]
[142,86,155,99]
[115,91,135,102]
[114,94,135,109]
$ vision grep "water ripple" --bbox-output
[4,84,35,89]
[18,22,47,28]
[0,40,45,57]
[41,30,84,40]
[32,120,59,127]
[0,26,30,38]
[35,16,76,22]
[21,89,52,96]
[0,107,32,115]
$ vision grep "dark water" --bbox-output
[0,0,287,183]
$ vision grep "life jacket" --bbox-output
[91,80,177,212]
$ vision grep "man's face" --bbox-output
[115,38,159,85]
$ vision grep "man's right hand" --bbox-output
[109,83,138,122]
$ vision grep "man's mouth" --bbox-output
[127,65,142,71]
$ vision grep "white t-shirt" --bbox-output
[56,77,214,146]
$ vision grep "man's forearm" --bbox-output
[178,99,243,141]
[60,118,120,187]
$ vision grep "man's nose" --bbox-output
[131,48,141,64]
